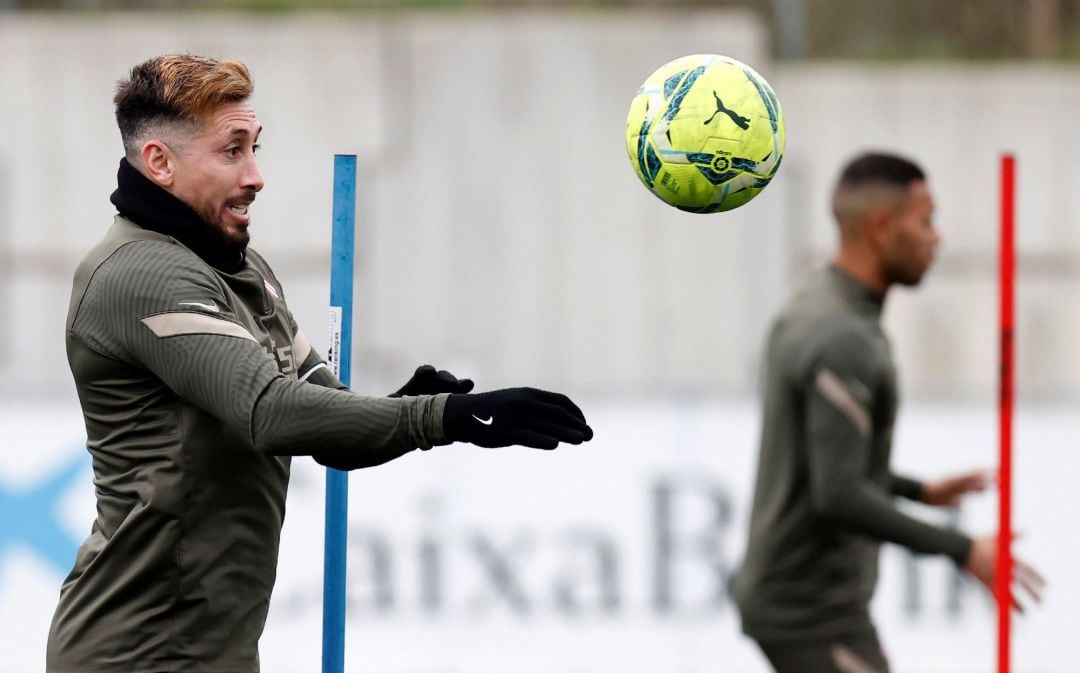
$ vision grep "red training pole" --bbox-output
[996,154,1015,673]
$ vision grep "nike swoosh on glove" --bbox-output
[442,387,594,450]
[391,364,475,397]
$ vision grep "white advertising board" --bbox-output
[1,399,1074,672]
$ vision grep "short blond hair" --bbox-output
[114,55,254,160]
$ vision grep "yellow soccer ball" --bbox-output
[626,54,785,213]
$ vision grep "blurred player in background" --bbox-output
[46,54,592,673]
[732,152,1043,673]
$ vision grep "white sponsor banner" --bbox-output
[0,399,1074,673]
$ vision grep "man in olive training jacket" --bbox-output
[47,54,592,673]
[732,152,1042,673]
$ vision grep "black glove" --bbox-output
[391,364,474,397]
[443,387,593,450]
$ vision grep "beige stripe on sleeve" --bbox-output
[831,644,885,673]
[815,368,872,439]
[141,312,258,342]
[293,328,312,365]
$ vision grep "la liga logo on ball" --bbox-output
[626,54,786,213]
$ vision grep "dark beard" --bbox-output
[200,208,251,250]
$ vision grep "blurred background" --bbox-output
[0,1,1077,672]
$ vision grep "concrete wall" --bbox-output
[0,11,1077,403]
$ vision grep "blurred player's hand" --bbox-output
[964,533,1046,614]
[443,388,593,450]
[922,469,995,507]
[391,364,475,397]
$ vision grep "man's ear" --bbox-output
[863,207,893,252]
[139,140,175,188]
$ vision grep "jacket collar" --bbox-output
[828,264,885,318]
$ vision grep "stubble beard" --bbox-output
[199,206,251,251]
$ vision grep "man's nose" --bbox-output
[244,157,264,192]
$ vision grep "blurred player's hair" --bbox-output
[832,152,926,229]
[114,55,253,162]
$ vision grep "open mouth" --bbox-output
[228,204,249,216]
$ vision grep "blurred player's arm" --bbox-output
[803,333,972,566]
[890,469,994,505]
[888,473,924,501]
[805,340,1045,609]
[920,469,994,506]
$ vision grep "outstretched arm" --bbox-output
[78,243,591,467]
[304,361,477,470]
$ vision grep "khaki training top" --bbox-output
[48,217,446,672]
[733,266,971,642]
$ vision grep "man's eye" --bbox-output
[226,147,241,157]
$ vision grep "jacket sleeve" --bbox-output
[889,472,924,501]
[277,303,421,469]
[803,329,972,565]
[70,240,448,460]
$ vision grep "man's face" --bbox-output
[169,101,263,247]
[881,180,940,286]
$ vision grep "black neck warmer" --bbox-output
[110,158,247,273]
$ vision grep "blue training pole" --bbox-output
[322,154,356,673]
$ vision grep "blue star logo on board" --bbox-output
[0,448,89,574]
